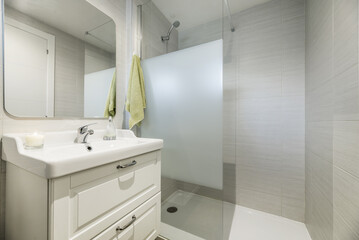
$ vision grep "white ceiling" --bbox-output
[151,0,272,31]
[5,0,272,49]
[5,0,116,53]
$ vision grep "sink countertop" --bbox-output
[2,129,163,179]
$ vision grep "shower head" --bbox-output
[161,20,181,41]
[172,21,180,28]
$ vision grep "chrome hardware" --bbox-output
[116,215,136,231]
[117,160,137,169]
[74,123,96,143]
[78,123,96,134]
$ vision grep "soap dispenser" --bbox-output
[104,116,116,140]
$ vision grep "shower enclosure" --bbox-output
[132,0,226,239]
[142,40,223,240]
[129,0,310,238]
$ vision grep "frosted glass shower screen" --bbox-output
[141,40,223,189]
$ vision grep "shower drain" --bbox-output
[167,206,178,213]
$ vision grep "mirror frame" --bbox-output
[1,0,116,120]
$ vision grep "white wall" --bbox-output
[4,22,54,117]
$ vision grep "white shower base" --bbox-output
[161,190,311,240]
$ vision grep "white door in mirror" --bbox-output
[4,18,55,117]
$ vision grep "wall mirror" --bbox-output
[3,0,116,118]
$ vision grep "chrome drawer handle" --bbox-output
[116,215,136,231]
[117,160,137,169]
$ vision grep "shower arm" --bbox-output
[161,26,174,41]
[224,0,235,32]
[161,21,180,41]
[167,25,175,36]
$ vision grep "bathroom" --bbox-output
[0,0,358,239]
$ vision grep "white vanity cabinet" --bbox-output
[5,150,161,240]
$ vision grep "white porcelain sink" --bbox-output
[2,129,163,179]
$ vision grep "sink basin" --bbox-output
[2,129,163,178]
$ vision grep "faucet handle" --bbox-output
[78,123,97,134]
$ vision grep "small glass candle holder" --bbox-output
[24,132,44,150]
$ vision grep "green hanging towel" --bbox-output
[104,71,116,117]
[126,55,146,129]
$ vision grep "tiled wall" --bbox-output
[305,0,333,238]
[180,0,306,222]
[233,0,305,222]
[178,19,222,50]
[85,44,116,74]
[161,176,223,203]
[306,0,359,239]
[0,0,128,238]
[140,1,178,59]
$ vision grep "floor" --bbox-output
[161,190,222,240]
[160,190,312,240]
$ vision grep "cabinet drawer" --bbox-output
[71,151,158,188]
[69,152,161,238]
[92,192,161,240]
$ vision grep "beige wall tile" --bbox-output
[333,64,359,120]
[334,121,359,178]
[282,196,305,222]
[236,188,282,216]
[333,0,358,77]
[182,0,306,221]
[333,167,359,239]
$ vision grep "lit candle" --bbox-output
[25,132,44,149]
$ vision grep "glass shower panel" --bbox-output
[142,40,223,189]
[141,40,223,240]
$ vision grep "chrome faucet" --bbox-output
[75,123,96,143]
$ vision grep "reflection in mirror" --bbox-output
[4,0,116,118]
